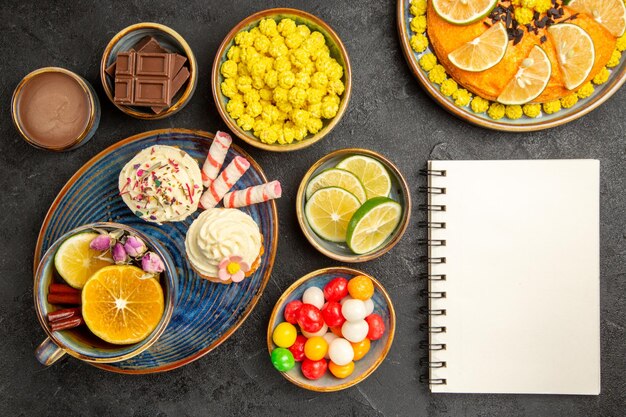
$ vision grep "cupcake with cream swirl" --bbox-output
[185,208,264,283]
[119,145,202,224]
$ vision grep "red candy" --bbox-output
[323,277,349,302]
[321,301,345,327]
[301,358,328,380]
[297,304,324,333]
[284,300,303,324]
[289,334,307,362]
[365,314,385,340]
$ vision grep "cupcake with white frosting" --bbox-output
[119,145,202,223]
[185,208,264,283]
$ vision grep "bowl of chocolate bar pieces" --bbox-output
[100,22,198,119]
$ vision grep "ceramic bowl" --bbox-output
[212,8,352,151]
[34,222,177,366]
[267,267,396,391]
[296,148,411,262]
[100,22,198,120]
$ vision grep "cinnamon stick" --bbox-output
[47,293,81,305]
[49,283,81,295]
[47,307,81,323]
[50,316,84,332]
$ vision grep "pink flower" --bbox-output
[124,235,147,257]
[112,243,129,264]
[142,252,165,273]
[218,255,250,283]
[90,234,113,251]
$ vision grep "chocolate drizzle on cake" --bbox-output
[487,0,577,45]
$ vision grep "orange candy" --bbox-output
[304,336,328,361]
[328,360,355,378]
[347,275,374,300]
[351,338,371,361]
[330,326,343,337]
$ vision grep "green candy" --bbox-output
[271,347,295,372]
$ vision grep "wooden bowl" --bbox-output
[212,8,352,151]
[100,22,198,120]
[296,148,412,262]
[267,267,396,391]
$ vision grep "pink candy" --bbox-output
[201,131,232,188]
[223,180,282,208]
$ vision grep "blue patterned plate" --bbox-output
[34,128,278,373]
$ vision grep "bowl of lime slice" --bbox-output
[296,148,411,262]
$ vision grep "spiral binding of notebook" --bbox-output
[418,167,447,387]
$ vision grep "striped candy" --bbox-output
[199,156,250,209]
[223,181,282,208]
[201,131,232,188]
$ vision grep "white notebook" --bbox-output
[426,160,600,395]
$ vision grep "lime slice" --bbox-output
[448,22,508,72]
[432,0,499,25]
[346,197,403,254]
[568,0,626,37]
[305,187,362,242]
[335,155,392,199]
[54,232,114,289]
[305,168,367,203]
[548,23,595,90]
[497,46,551,105]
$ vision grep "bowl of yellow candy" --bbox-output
[212,8,352,152]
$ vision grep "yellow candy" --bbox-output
[221,78,238,98]
[327,79,345,96]
[252,76,265,90]
[410,33,428,53]
[246,101,263,118]
[288,87,307,108]
[276,101,293,113]
[278,71,296,89]
[321,102,339,119]
[221,60,237,78]
[522,103,541,118]
[326,62,343,80]
[237,114,254,131]
[542,100,561,115]
[278,18,297,37]
[273,87,289,103]
[291,48,311,68]
[253,118,270,135]
[274,56,292,72]
[307,117,323,134]
[259,18,279,37]
[234,30,253,47]
[243,90,260,105]
[307,103,322,118]
[291,109,309,127]
[307,88,325,105]
[264,70,279,89]
[259,88,273,101]
[294,72,311,89]
[227,46,241,63]
[311,72,329,89]
[226,99,244,119]
[505,105,523,120]
[285,33,304,49]
[296,24,311,38]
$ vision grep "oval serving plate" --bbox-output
[397,0,626,131]
[34,128,278,374]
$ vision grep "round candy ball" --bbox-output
[328,337,354,366]
[340,295,353,305]
[365,314,385,340]
[272,322,297,348]
[348,275,374,300]
[301,322,328,338]
[289,334,307,362]
[329,360,355,379]
[302,286,325,309]
[351,338,371,361]
[323,277,349,302]
[304,336,328,361]
[341,299,367,322]
[342,320,369,343]
[363,298,374,316]
[322,301,345,327]
[271,347,295,372]
[297,304,324,333]
[284,300,303,324]
[330,326,343,338]
[322,332,338,359]
[301,358,328,380]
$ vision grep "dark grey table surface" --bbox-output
[1,1,624,416]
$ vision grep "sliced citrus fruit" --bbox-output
[448,22,509,72]
[497,46,552,105]
[432,0,499,25]
[335,155,392,199]
[54,232,114,289]
[305,168,367,203]
[568,0,626,37]
[82,265,165,345]
[548,23,595,90]
[346,197,403,255]
[305,187,362,242]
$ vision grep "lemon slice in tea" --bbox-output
[448,22,509,72]
[432,0,499,25]
[305,187,362,242]
[305,168,367,203]
[548,23,595,90]
[497,45,552,105]
[346,197,402,255]
[82,265,164,345]
[335,155,392,199]
[54,232,114,289]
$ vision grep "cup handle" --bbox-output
[35,337,66,366]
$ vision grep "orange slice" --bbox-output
[82,265,164,345]
[448,22,509,72]
[497,46,552,105]
[548,23,595,90]
[432,0,499,25]
[568,0,626,37]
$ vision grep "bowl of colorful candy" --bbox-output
[212,8,352,152]
[267,267,395,391]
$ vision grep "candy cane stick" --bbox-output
[223,181,282,208]
[201,131,232,188]
[199,156,250,209]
